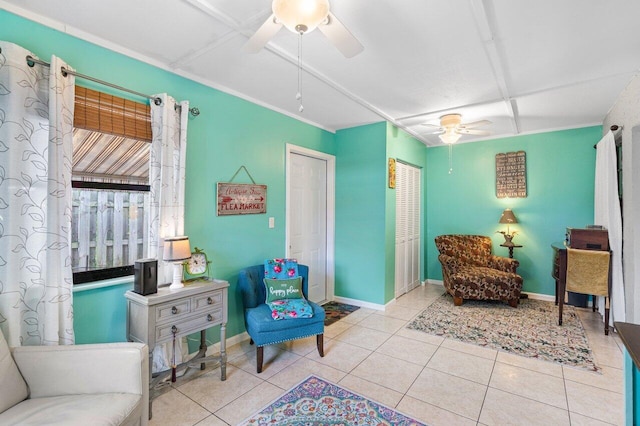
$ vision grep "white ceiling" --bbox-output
[3,0,640,146]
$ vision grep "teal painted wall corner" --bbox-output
[426,126,602,296]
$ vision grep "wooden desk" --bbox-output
[126,279,228,418]
[552,242,611,335]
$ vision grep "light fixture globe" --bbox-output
[272,0,330,34]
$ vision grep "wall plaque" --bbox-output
[496,151,527,198]
[217,183,267,215]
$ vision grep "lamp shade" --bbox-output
[499,208,518,224]
[272,0,330,34]
[163,236,191,262]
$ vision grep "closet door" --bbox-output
[395,162,421,298]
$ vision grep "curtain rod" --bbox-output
[26,55,200,117]
[594,125,623,149]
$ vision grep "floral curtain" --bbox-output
[148,93,189,371]
[0,41,75,347]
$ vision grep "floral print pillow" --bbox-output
[264,258,299,279]
[267,298,314,320]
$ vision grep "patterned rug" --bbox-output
[240,375,426,425]
[407,294,599,372]
[323,301,360,326]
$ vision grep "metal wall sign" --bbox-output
[217,183,267,215]
[496,151,527,198]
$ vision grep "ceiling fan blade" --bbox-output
[318,12,364,58]
[460,119,491,129]
[456,128,491,136]
[243,14,283,53]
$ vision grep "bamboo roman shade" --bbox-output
[72,86,152,185]
[74,86,152,140]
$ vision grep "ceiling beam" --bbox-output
[469,0,520,135]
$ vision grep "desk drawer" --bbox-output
[193,290,223,313]
[156,308,223,343]
[156,299,191,324]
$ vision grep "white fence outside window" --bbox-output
[71,189,149,272]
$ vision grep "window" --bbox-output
[71,87,152,284]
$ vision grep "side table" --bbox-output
[500,243,523,259]
[126,278,229,418]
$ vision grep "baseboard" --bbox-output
[522,292,555,302]
[425,279,444,286]
[333,295,386,311]
[203,331,250,357]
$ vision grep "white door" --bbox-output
[395,162,421,298]
[288,151,329,303]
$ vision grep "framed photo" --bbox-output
[388,158,396,189]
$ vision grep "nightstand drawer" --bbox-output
[193,290,223,313]
[156,299,191,323]
[156,309,223,343]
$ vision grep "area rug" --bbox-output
[240,375,426,425]
[407,293,599,372]
[323,301,360,326]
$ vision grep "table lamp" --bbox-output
[498,208,518,246]
[163,236,191,290]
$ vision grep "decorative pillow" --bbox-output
[267,298,314,320]
[264,258,299,279]
[264,276,304,303]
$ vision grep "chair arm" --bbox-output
[438,253,465,274]
[487,255,519,273]
[12,342,148,401]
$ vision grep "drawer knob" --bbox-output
[207,314,213,322]
[171,325,178,334]
[171,306,178,314]
[207,297,213,305]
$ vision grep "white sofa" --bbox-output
[0,330,148,425]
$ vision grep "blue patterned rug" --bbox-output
[240,375,426,425]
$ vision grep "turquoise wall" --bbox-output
[385,124,428,302]
[334,122,427,305]
[426,126,602,295]
[335,123,387,304]
[0,10,335,344]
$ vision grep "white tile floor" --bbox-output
[149,284,625,426]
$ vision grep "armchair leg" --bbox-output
[256,346,264,373]
[507,298,519,308]
[316,334,324,357]
[453,296,463,306]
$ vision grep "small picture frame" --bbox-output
[388,158,396,189]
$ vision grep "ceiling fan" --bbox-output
[244,0,364,58]
[421,114,491,144]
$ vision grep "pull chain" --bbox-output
[297,31,304,113]
[171,326,177,382]
[448,144,453,174]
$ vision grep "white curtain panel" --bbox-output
[148,93,189,372]
[0,41,75,347]
[594,130,625,325]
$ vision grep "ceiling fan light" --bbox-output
[439,128,462,144]
[272,0,330,34]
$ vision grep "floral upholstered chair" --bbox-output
[435,235,523,307]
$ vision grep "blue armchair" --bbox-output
[238,264,325,373]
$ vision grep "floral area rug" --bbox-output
[323,301,360,326]
[240,375,426,425]
[407,293,599,372]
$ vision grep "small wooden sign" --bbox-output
[496,151,527,198]
[388,158,396,189]
[217,183,267,215]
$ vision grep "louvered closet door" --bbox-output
[395,162,421,298]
